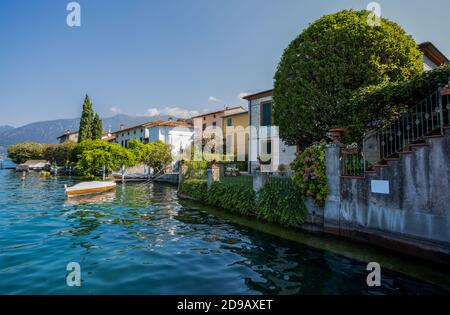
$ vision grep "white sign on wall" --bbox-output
[371,180,390,194]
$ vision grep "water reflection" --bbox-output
[64,191,117,206]
[0,170,449,294]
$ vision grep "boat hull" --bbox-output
[65,182,117,197]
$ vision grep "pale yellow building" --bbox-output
[223,111,249,160]
[192,106,247,160]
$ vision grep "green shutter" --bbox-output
[261,103,272,126]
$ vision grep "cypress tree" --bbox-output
[78,94,94,143]
[92,113,103,140]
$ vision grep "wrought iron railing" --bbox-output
[341,149,366,177]
[341,88,450,177]
[442,90,450,126]
[362,88,450,164]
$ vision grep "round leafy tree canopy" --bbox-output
[273,10,423,145]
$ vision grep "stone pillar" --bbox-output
[206,169,213,190]
[252,170,268,192]
[323,143,343,235]
[211,161,220,182]
[178,160,188,188]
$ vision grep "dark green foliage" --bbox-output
[43,141,77,166]
[179,179,208,201]
[78,95,94,143]
[343,65,450,141]
[257,180,307,227]
[92,113,103,140]
[207,182,257,215]
[179,176,307,228]
[273,10,423,145]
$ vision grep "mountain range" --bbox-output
[0,114,172,154]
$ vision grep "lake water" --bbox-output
[0,169,448,294]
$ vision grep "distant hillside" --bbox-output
[0,125,14,134]
[0,114,172,147]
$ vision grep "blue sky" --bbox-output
[0,0,449,127]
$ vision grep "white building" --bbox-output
[419,42,449,71]
[114,120,194,157]
[243,90,297,173]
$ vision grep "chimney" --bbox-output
[119,124,124,131]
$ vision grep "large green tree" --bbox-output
[92,113,103,140]
[74,140,137,179]
[273,10,423,145]
[144,140,173,173]
[78,95,94,142]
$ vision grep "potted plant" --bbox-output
[329,128,345,144]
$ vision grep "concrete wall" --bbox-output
[322,130,450,265]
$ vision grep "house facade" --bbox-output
[419,42,449,71]
[192,106,246,141]
[222,110,249,161]
[115,120,194,157]
[57,131,79,143]
[57,130,116,143]
[243,90,297,173]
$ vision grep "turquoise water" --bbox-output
[0,170,448,295]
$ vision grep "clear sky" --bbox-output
[1,0,449,127]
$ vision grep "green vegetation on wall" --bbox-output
[257,180,307,227]
[179,179,208,201]
[291,142,328,207]
[207,182,257,216]
[180,177,307,228]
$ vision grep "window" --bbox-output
[212,121,217,127]
[140,137,143,143]
[141,128,143,133]
[203,117,206,121]
[127,131,130,135]
[121,140,124,147]
[213,114,216,118]
[202,123,206,131]
[260,102,272,126]
[133,130,136,135]
[124,140,128,148]
[227,118,233,126]
[266,140,272,154]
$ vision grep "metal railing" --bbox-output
[443,91,450,126]
[341,149,366,177]
[341,88,450,177]
[265,174,296,189]
[362,88,449,164]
